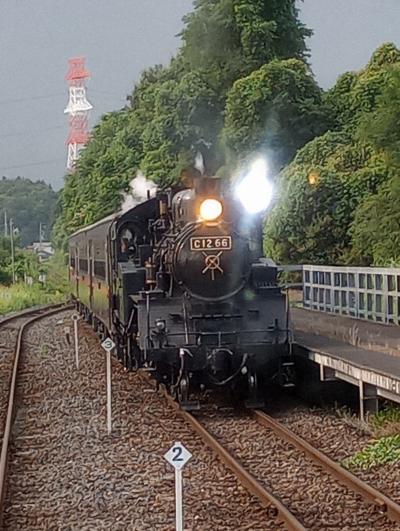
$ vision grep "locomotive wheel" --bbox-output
[177,377,189,404]
[245,370,264,409]
[176,375,200,410]
[126,336,140,372]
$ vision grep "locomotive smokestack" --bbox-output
[194,176,221,199]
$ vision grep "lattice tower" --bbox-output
[64,57,93,170]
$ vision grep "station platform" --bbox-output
[291,307,400,357]
[291,308,400,418]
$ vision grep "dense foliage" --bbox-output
[265,43,400,265]
[0,235,41,284]
[223,58,328,172]
[0,251,68,314]
[0,177,58,246]
[54,0,400,267]
[54,0,317,247]
[348,65,400,265]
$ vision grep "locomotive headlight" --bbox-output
[199,198,223,221]
[235,158,274,214]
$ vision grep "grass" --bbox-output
[343,435,400,470]
[370,406,400,437]
[0,283,64,315]
[0,252,70,315]
[342,406,400,470]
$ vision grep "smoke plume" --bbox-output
[121,172,158,212]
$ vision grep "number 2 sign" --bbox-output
[164,442,192,531]
[164,442,192,470]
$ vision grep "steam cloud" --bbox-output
[194,151,205,175]
[121,172,158,212]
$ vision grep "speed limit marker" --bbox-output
[101,337,115,352]
[101,337,116,435]
[164,442,192,470]
[164,442,192,531]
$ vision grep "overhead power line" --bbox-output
[0,90,126,107]
[0,92,65,106]
[0,125,64,139]
[0,158,64,172]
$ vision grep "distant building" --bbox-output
[27,242,54,262]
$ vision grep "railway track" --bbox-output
[1,313,279,529]
[162,388,400,530]
[0,304,68,441]
[0,303,71,526]
[2,310,399,529]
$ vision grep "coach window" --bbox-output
[79,258,88,273]
[94,260,106,280]
[93,240,107,280]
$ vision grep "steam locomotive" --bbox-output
[68,175,294,408]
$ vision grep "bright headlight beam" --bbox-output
[235,158,274,214]
[199,198,223,221]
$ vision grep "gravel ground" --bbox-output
[3,313,283,530]
[270,406,400,505]
[197,408,400,530]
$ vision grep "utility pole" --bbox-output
[9,218,15,284]
[4,210,7,237]
[39,222,43,249]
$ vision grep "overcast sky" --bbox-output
[0,0,399,190]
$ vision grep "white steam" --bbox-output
[194,151,205,175]
[121,172,158,212]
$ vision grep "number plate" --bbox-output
[190,236,232,251]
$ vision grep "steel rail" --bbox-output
[0,303,72,526]
[253,410,400,524]
[160,388,306,531]
[0,301,68,327]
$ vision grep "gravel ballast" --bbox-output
[3,313,281,530]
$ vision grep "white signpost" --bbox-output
[101,337,115,435]
[164,442,192,531]
[71,313,80,369]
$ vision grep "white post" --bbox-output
[106,348,112,435]
[101,338,115,436]
[175,468,183,531]
[10,218,15,284]
[73,318,79,369]
[164,442,192,531]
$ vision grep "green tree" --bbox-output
[55,0,315,247]
[222,58,329,171]
[264,43,400,265]
[180,0,311,91]
[264,132,388,263]
[0,177,58,246]
[325,43,400,132]
[348,64,400,265]
[0,235,41,284]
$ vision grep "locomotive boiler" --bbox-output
[69,170,294,408]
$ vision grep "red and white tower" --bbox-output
[64,57,93,170]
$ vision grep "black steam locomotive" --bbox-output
[69,177,294,408]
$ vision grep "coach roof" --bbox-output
[68,212,120,240]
